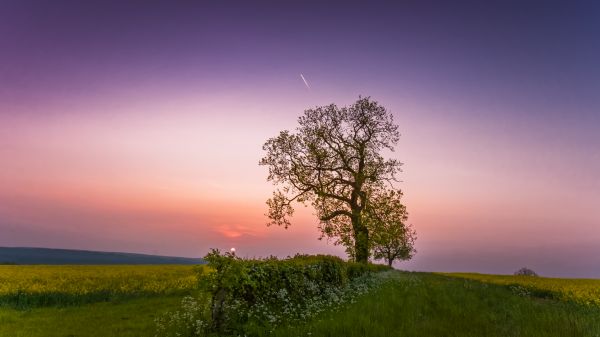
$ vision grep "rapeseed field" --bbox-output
[0,265,200,307]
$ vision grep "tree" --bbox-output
[514,267,538,276]
[259,97,402,263]
[365,189,416,267]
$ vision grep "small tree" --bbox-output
[366,189,416,267]
[514,267,538,277]
[260,97,402,263]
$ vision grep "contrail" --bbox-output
[300,73,311,89]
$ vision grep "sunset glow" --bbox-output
[1,2,599,277]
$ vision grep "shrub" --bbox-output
[347,261,390,279]
[514,267,538,277]
[154,295,210,337]
[189,250,391,335]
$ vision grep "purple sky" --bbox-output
[1,1,599,277]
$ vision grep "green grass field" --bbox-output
[442,272,600,306]
[0,296,184,337]
[1,266,599,337]
[269,272,600,337]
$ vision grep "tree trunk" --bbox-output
[211,287,227,332]
[352,214,369,263]
[387,259,393,268]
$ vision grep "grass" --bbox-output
[0,265,200,307]
[443,272,600,306]
[0,295,185,337]
[268,271,600,337]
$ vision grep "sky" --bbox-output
[1,1,599,277]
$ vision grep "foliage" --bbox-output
[154,295,211,337]
[260,97,403,263]
[514,267,538,276]
[364,188,416,266]
[160,250,391,336]
[346,261,392,279]
[0,265,199,308]
[444,273,600,306]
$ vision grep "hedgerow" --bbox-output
[155,250,391,336]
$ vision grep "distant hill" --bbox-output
[0,247,205,265]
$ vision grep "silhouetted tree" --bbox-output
[514,267,538,276]
[365,189,416,267]
[260,97,402,263]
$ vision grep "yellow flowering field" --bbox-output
[0,265,202,307]
[443,273,600,306]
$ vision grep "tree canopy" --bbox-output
[259,97,404,263]
[366,189,416,267]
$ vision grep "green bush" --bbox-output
[198,250,390,334]
[347,261,390,279]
